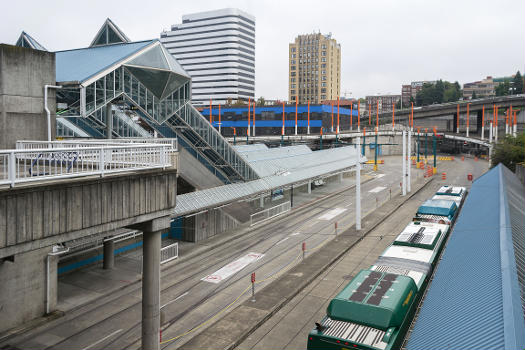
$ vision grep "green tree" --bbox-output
[513,71,523,94]
[495,79,511,96]
[491,133,525,171]
[471,91,477,99]
[257,96,266,106]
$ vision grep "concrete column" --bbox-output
[106,103,113,139]
[142,229,162,350]
[259,195,264,208]
[46,253,59,314]
[307,180,311,194]
[103,239,115,270]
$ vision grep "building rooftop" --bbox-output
[406,164,525,350]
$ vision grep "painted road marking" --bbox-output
[276,237,290,245]
[369,186,386,193]
[81,329,123,350]
[202,252,264,284]
[290,232,301,236]
[161,291,189,308]
[376,174,386,178]
[318,208,347,220]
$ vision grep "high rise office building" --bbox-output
[288,33,341,104]
[160,8,255,106]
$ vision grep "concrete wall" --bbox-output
[182,208,240,242]
[178,146,224,190]
[0,44,56,149]
[0,170,177,259]
[0,246,57,333]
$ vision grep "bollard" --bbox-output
[474,156,478,162]
[302,242,306,260]
[412,159,416,166]
[442,172,447,180]
[461,156,465,161]
[334,222,338,236]
[376,197,379,208]
[467,173,473,181]
[251,272,256,302]
[389,188,392,200]
[451,156,455,161]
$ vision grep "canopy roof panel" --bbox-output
[56,40,154,84]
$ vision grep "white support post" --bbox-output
[8,151,16,187]
[481,123,485,140]
[513,120,517,137]
[356,137,361,231]
[402,130,407,196]
[407,130,411,193]
[495,120,498,142]
[489,121,493,143]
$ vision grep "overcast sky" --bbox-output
[2,0,523,100]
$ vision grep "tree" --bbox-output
[491,133,525,171]
[257,96,266,106]
[471,91,477,99]
[513,71,523,94]
[495,79,511,96]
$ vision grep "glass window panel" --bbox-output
[96,78,105,107]
[115,68,122,93]
[146,90,153,116]
[107,72,114,99]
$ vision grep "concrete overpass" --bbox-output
[0,142,176,350]
[371,94,525,134]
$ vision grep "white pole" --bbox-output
[489,121,493,143]
[356,137,361,231]
[407,130,411,193]
[44,85,62,144]
[513,117,517,137]
[481,123,485,140]
[495,119,498,142]
[402,130,407,196]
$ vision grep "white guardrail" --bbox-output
[0,141,173,187]
[160,242,179,264]
[250,201,292,226]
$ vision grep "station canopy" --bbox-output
[55,33,190,125]
[174,145,366,216]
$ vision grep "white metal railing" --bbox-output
[250,201,292,226]
[160,242,179,264]
[16,138,178,152]
[0,143,172,187]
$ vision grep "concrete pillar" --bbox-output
[142,229,161,350]
[103,239,115,270]
[46,253,59,314]
[308,180,311,194]
[106,103,113,139]
[259,194,264,208]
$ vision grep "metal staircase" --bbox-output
[165,102,258,183]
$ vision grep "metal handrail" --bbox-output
[0,143,172,188]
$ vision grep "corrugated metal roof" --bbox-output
[406,164,525,350]
[174,145,365,216]
[55,40,154,83]
[205,105,357,116]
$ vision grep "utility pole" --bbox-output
[407,130,411,192]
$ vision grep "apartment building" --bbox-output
[288,32,341,104]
